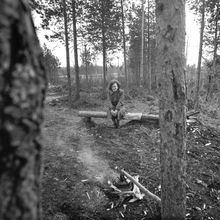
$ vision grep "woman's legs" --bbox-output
[112,115,119,128]
[109,107,125,128]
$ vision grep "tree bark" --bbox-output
[185,37,189,100]
[140,0,145,87]
[84,44,89,88]
[101,0,107,94]
[102,32,107,94]
[147,0,152,92]
[72,0,80,101]
[63,0,72,105]
[0,0,46,219]
[156,0,186,219]
[206,2,219,101]
[194,0,205,109]
[121,0,128,94]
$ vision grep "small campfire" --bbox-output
[103,167,161,211]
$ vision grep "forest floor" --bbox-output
[41,86,220,220]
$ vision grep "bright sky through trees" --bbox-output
[185,5,200,66]
[34,3,200,67]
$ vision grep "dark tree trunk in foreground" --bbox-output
[72,0,80,101]
[0,0,46,219]
[156,0,186,219]
[63,0,72,105]
[194,0,205,109]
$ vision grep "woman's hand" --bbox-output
[111,110,118,116]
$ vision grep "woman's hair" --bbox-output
[108,79,121,91]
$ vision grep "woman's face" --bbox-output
[112,83,118,92]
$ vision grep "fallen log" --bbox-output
[115,167,161,205]
[78,110,199,123]
[79,111,108,119]
[78,111,159,122]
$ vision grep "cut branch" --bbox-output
[115,167,161,205]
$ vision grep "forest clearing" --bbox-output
[1,0,220,220]
[41,86,220,219]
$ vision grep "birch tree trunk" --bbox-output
[63,0,72,105]
[72,0,80,101]
[156,0,186,219]
[194,0,205,109]
[0,0,46,219]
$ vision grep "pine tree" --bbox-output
[32,0,85,104]
[128,1,156,88]
[0,0,46,218]
[194,0,205,109]
[83,0,122,92]
[205,0,220,100]
[121,0,128,93]
[71,0,80,101]
[42,44,60,84]
[156,0,186,218]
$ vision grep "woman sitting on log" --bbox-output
[107,79,126,128]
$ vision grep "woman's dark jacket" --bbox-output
[107,79,124,110]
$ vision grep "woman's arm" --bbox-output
[107,90,114,110]
[115,89,124,110]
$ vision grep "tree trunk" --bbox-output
[156,0,186,219]
[101,0,107,94]
[84,45,89,88]
[121,0,128,94]
[194,0,205,109]
[72,0,80,101]
[185,36,189,100]
[0,0,46,219]
[140,0,145,87]
[63,0,72,105]
[147,0,151,92]
[206,2,219,101]
[86,61,89,87]
[102,35,107,92]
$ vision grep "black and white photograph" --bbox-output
[0,0,219,219]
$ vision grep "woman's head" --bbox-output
[112,83,118,92]
[108,79,121,92]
